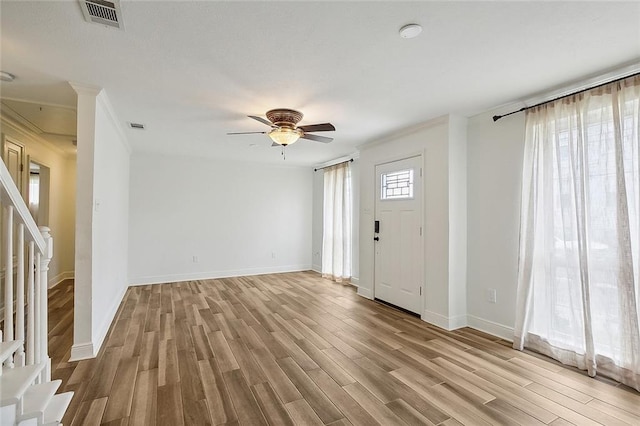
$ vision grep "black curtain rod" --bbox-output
[314,158,353,172]
[493,71,640,122]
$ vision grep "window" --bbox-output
[322,162,352,282]
[380,169,414,200]
[514,75,640,391]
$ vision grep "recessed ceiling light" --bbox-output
[399,24,422,39]
[0,71,16,82]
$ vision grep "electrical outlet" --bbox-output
[192,255,198,263]
[487,288,497,304]
[271,252,276,259]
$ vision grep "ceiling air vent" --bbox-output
[79,0,124,29]
[129,122,145,130]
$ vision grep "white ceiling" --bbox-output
[1,1,639,166]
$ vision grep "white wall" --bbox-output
[358,116,466,328]
[128,153,313,284]
[466,109,525,339]
[91,94,130,349]
[71,86,130,360]
[60,155,76,278]
[447,116,468,326]
[0,121,76,287]
[72,85,96,361]
[353,111,523,337]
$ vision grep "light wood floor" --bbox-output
[48,272,640,425]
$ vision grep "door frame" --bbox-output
[1,134,27,199]
[26,156,52,227]
[372,151,425,317]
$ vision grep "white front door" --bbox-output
[374,156,423,314]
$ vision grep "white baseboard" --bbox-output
[93,284,128,354]
[350,277,360,286]
[449,314,468,330]
[356,286,372,299]
[466,315,514,342]
[70,284,128,361]
[128,264,313,286]
[311,265,322,274]
[69,342,95,361]
[421,309,468,331]
[49,271,74,288]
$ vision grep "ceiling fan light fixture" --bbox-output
[0,71,16,82]
[269,127,302,146]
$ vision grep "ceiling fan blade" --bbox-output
[301,133,333,143]
[227,131,267,135]
[248,115,275,127]
[298,123,335,133]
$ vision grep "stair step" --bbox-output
[20,380,62,422]
[0,363,44,406]
[42,392,73,426]
[0,340,22,364]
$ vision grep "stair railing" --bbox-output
[0,158,52,383]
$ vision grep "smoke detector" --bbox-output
[79,0,124,29]
[399,24,422,39]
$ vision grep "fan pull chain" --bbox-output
[281,146,286,160]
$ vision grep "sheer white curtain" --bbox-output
[514,75,640,391]
[322,162,352,282]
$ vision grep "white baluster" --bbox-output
[27,241,35,365]
[34,251,41,375]
[39,226,53,382]
[3,205,13,368]
[15,223,25,367]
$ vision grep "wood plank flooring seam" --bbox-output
[44,275,640,426]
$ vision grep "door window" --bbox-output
[380,169,414,200]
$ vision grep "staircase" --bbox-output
[0,160,73,425]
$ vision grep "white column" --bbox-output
[69,83,101,362]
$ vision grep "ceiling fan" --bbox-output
[228,108,335,147]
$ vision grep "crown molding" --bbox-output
[472,61,640,119]
[358,114,449,152]
[69,81,102,96]
[0,101,43,136]
[521,62,640,109]
[313,151,360,170]
[96,91,131,155]
[67,82,132,155]
[0,97,76,111]
[0,112,70,157]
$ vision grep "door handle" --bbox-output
[374,237,379,241]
